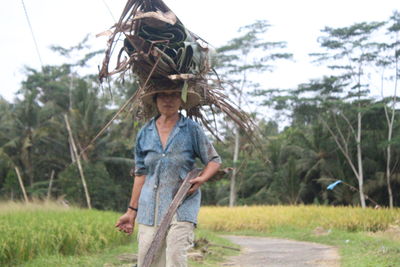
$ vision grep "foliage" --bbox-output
[1,14,400,209]
[58,162,120,210]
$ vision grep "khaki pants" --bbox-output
[137,218,194,267]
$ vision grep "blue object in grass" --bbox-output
[327,180,342,190]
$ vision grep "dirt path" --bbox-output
[221,235,340,267]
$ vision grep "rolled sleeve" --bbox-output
[134,129,147,176]
[192,123,221,165]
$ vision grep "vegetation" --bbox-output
[3,7,400,267]
[199,206,400,232]
[0,202,236,267]
[198,206,400,267]
[0,11,400,212]
[0,201,132,266]
[2,203,399,266]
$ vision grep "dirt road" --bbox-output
[221,235,340,267]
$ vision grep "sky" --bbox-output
[0,0,398,103]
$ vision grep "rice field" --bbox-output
[0,201,132,266]
[2,202,400,266]
[198,205,400,232]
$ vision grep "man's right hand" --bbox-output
[115,211,136,235]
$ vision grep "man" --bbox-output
[115,86,221,267]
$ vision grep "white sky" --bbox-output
[0,0,398,102]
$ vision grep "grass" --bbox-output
[190,228,240,267]
[20,228,236,267]
[0,201,236,267]
[2,203,400,266]
[21,243,138,267]
[0,201,132,266]
[198,205,400,232]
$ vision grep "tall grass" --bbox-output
[0,201,132,266]
[198,205,400,232]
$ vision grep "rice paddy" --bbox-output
[1,202,399,266]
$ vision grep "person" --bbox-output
[115,84,221,267]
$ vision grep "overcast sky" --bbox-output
[0,0,398,102]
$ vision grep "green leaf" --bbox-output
[181,81,188,103]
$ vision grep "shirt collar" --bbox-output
[146,114,187,131]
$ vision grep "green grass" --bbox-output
[0,201,132,266]
[21,228,237,267]
[21,243,138,267]
[0,201,236,266]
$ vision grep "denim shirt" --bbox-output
[134,115,221,226]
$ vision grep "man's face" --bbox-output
[156,91,182,116]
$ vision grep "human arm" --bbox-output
[188,122,222,194]
[115,175,146,234]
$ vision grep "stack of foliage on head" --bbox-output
[98,0,253,135]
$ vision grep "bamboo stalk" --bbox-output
[64,114,92,209]
[15,167,29,203]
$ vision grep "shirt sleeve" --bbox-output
[192,122,222,165]
[134,128,147,176]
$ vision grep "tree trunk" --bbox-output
[322,114,366,207]
[47,170,55,201]
[229,78,244,207]
[356,111,366,208]
[15,167,29,203]
[386,143,394,208]
[229,124,240,207]
[64,114,92,209]
[383,45,398,208]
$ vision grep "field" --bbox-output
[1,202,400,266]
[198,206,400,266]
[0,201,132,266]
[198,205,400,232]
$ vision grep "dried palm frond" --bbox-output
[99,0,214,84]
[97,0,255,138]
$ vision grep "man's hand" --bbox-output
[188,175,207,194]
[115,211,136,235]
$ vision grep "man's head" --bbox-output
[154,91,182,116]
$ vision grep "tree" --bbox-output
[216,20,292,206]
[0,36,138,208]
[375,11,400,207]
[310,21,385,208]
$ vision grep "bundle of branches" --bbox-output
[98,0,254,137]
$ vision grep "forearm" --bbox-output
[200,161,221,182]
[127,175,146,213]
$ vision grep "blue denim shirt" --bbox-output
[134,115,221,226]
